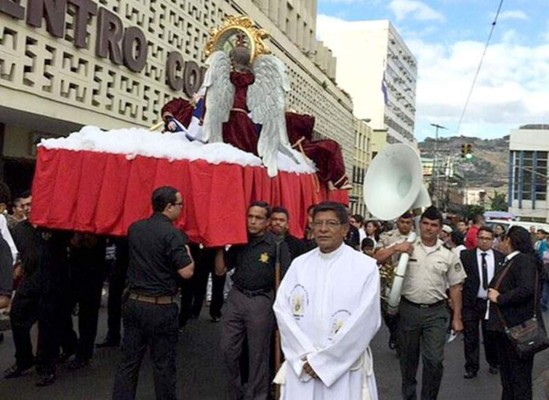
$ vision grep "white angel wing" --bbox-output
[248,55,298,177]
[201,51,234,143]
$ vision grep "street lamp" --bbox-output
[430,123,447,208]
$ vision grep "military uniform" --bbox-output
[399,239,466,400]
[378,229,411,267]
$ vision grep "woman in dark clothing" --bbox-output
[487,226,546,400]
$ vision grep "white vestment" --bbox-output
[273,243,381,400]
[0,214,17,264]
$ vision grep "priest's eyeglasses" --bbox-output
[312,220,342,229]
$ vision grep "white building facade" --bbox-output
[508,125,549,222]
[0,0,356,193]
[319,20,417,147]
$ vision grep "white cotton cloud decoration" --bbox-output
[39,127,316,175]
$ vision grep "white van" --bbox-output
[486,219,549,234]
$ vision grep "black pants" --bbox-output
[60,266,105,360]
[220,288,274,400]
[179,247,225,326]
[10,282,61,374]
[112,299,179,400]
[382,302,400,344]
[493,331,534,400]
[463,299,498,373]
[398,301,450,400]
[10,286,39,368]
[106,240,129,343]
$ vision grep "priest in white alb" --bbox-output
[273,201,381,400]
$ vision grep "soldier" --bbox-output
[398,206,466,400]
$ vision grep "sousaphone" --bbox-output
[363,144,431,315]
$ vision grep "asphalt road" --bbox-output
[0,300,548,399]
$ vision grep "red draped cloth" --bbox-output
[161,98,194,127]
[285,112,348,187]
[31,148,348,246]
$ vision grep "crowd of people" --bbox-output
[351,210,547,399]
[0,178,547,399]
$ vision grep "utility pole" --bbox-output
[430,123,447,208]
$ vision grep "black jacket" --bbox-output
[460,248,505,309]
[486,253,545,332]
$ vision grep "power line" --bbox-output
[455,0,505,135]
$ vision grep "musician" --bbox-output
[460,226,504,379]
[398,206,466,400]
[373,212,414,351]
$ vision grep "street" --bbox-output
[0,301,548,399]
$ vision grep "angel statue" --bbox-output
[200,45,298,177]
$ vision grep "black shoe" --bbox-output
[4,363,34,379]
[96,338,119,348]
[67,357,90,370]
[388,338,397,350]
[463,371,477,379]
[35,372,56,387]
[488,366,498,375]
[0,332,4,343]
[58,351,75,363]
[210,316,221,323]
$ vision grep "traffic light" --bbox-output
[465,143,473,159]
[460,143,473,159]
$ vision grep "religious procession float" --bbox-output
[30,16,349,247]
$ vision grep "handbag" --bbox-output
[494,259,549,359]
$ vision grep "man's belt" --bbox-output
[128,292,176,305]
[402,297,445,309]
[235,285,272,298]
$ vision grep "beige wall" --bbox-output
[350,119,373,215]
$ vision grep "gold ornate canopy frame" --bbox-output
[204,16,271,63]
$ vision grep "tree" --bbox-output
[463,205,485,221]
[489,191,508,211]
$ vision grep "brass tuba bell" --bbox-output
[363,144,431,315]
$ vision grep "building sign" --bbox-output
[0,0,203,96]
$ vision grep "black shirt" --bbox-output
[345,225,360,249]
[127,213,192,296]
[68,235,107,284]
[284,234,306,260]
[228,231,290,291]
[12,220,41,278]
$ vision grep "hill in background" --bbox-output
[418,135,509,191]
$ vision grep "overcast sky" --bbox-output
[316,0,549,141]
